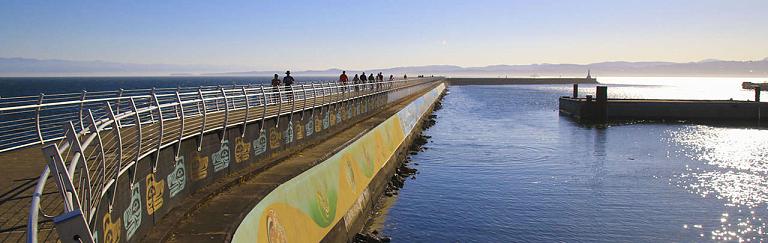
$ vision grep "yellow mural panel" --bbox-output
[145,173,165,215]
[232,83,445,243]
[235,137,251,163]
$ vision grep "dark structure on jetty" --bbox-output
[560,85,768,124]
[447,77,598,85]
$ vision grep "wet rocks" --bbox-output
[353,232,391,243]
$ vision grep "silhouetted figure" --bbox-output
[377,72,384,89]
[360,72,367,90]
[403,74,407,79]
[283,70,295,101]
[271,74,281,103]
[353,74,360,91]
[368,73,375,90]
[339,71,349,91]
[389,74,394,81]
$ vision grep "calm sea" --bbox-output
[0,76,338,98]
[381,77,768,242]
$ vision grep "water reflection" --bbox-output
[670,126,768,241]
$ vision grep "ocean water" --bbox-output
[381,77,768,242]
[0,76,338,98]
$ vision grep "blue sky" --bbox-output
[1,0,767,70]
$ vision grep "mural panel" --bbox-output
[232,83,445,242]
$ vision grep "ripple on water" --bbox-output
[669,125,768,241]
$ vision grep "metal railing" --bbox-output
[22,77,441,242]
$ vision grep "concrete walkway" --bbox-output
[145,86,431,242]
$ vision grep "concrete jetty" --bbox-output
[0,77,445,243]
[447,77,598,85]
[559,86,768,124]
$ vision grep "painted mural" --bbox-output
[191,153,209,181]
[295,122,304,141]
[253,129,268,156]
[235,137,251,163]
[232,83,445,243]
[269,127,281,149]
[322,112,330,129]
[314,114,322,133]
[284,122,294,145]
[212,140,231,172]
[145,173,164,215]
[305,119,314,137]
[123,184,142,240]
[167,156,186,198]
[102,212,121,243]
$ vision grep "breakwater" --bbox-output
[4,78,442,243]
[224,84,445,242]
[559,86,768,124]
[447,77,597,85]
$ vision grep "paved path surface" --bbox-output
[151,86,430,242]
[0,87,388,242]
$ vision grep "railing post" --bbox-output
[301,84,308,120]
[175,91,185,158]
[310,83,318,121]
[197,88,207,151]
[241,86,250,137]
[220,88,229,142]
[129,98,142,164]
[258,85,268,133]
[46,128,82,212]
[116,88,124,114]
[79,90,87,131]
[152,90,163,172]
[35,93,45,144]
[289,84,297,122]
[276,86,283,129]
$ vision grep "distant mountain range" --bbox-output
[2,57,767,77]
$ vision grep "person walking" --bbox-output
[339,71,349,91]
[389,74,394,81]
[271,74,281,103]
[360,72,367,91]
[368,73,375,90]
[353,74,360,92]
[377,72,384,89]
[283,70,295,101]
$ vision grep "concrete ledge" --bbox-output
[447,77,597,85]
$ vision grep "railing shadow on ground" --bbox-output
[0,77,442,242]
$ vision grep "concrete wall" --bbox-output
[448,77,597,85]
[559,97,768,122]
[231,83,446,242]
[88,81,441,243]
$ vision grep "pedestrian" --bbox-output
[283,70,295,101]
[368,73,375,90]
[360,72,367,91]
[403,74,407,79]
[389,74,394,81]
[353,74,360,92]
[271,74,281,103]
[339,71,348,91]
[377,72,384,89]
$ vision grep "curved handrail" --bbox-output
[25,77,442,242]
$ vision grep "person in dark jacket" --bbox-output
[353,74,360,92]
[271,74,281,103]
[360,72,367,91]
[283,71,295,101]
[368,73,375,90]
